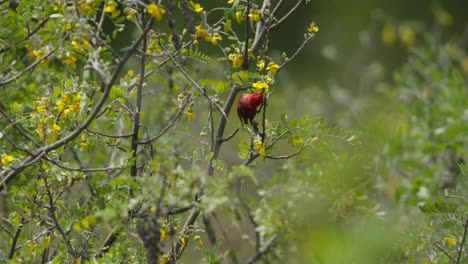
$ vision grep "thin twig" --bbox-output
[245,235,278,264]
[131,9,150,177]
[8,218,25,259]
[221,128,239,142]
[270,0,305,30]
[456,217,468,264]
[44,176,78,257]
[0,48,56,87]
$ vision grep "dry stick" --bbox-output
[0,19,154,192]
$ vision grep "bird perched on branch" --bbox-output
[237,91,264,133]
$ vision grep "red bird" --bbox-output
[237,92,264,125]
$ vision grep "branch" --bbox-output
[167,50,227,120]
[270,0,305,30]
[237,184,260,253]
[244,235,277,264]
[131,11,151,177]
[138,91,191,145]
[8,218,25,259]
[0,19,154,192]
[44,176,78,257]
[265,147,307,160]
[456,217,468,264]
[0,48,56,87]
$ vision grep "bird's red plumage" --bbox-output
[237,92,264,124]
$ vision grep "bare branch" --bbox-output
[245,235,278,264]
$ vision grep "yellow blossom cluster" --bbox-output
[146,38,162,55]
[248,9,261,22]
[1,154,14,167]
[253,139,266,157]
[381,23,415,47]
[307,21,319,33]
[104,1,117,14]
[193,3,203,14]
[77,0,97,16]
[235,10,244,23]
[56,92,81,115]
[228,48,244,67]
[148,3,166,21]
[183,108,195,121]
[71,39,90,53]
[64,52,77,69]
[124,7,136,21]
[29,48,50,67]
[194,25,222,45]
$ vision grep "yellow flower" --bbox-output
[256,60,265,71]
[381,24,396,46]
[124,7,136,21]
[193,3,203,14]
[36,104,46,113]
[80,142,88,151]
[211,32,222,45]
[462,58,468,74]
[253,140,266,157]
[82,40,90,50]
[104,2,117,14]
[235,10,244,23]
[248,9,261,22]
[56,100,66,112]
[307,21,319,33]
[443,236,457,246]
[399,25,415,47]
[179,236,187,247]
[63,22,72,32]
[228,0,238,5]
[252,81,269,93]
[184,108,194,121]
[28,242,37,253]
[266,62,279,74]
[160,255,169,264]
[292,136,304,146]
[1,154,14,167]
[228,49,244,67]
[71,40,81,52]
[194,235,204,248]
[160,228,167,241]
[66,52,77,69]
[43,235,51,249]
[195,25,205,38]
[36,123,45,141]
[148,3,166,21]
[53,124,61,132]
